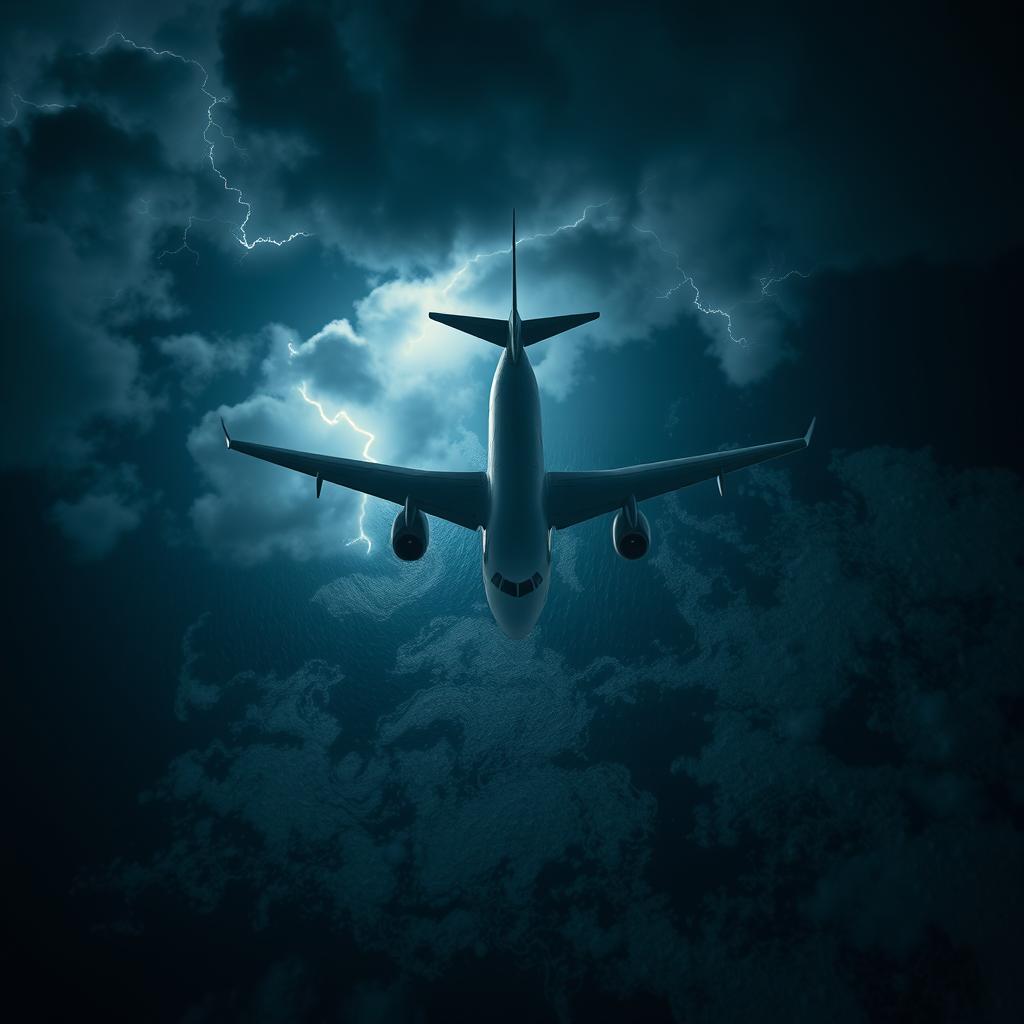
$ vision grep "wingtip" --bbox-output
[220,416,231,449]
[804,416,816,446]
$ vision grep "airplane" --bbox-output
[221,212,814,638]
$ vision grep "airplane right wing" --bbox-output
[545,419,815,530]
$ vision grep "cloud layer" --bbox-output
[99,445,1023,1018]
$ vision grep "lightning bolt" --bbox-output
[82,31,310,260]
[441,199,613,296]
[2,91,75,126]
[758,268,812,296]
[296,381,377,553]
[633,224,812,343]
[631,224,752,343]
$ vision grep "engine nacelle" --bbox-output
[612,505,650,560]
[391,505,429,561]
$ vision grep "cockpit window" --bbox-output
[490,570,544,598]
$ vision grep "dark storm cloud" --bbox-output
[45,41,209,146]
[0,205,152,469]
[5,0,1019,346]
[171,0,1018,396]
[14,105,168,228]
[206,1,1019,275]
[212,0,568,267]
[156,331,251,395]
[49,462,147,559]
[0,39,211,474]
[97,443,1022,1018]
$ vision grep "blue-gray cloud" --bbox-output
[95,443,1023,1017]
[49,462,146,559]
[156,331,251,395]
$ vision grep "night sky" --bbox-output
[3,2,1022,1021]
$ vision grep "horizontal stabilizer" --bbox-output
[521,312,599,346]
[428,312,508,346]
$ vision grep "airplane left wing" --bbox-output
[221,420,488,531]
[546,419,815,530]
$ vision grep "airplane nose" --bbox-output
[499,613,536,640]
[489,591,544,639]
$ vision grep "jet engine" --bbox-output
[612,502,650,560]
[391,504,429,561]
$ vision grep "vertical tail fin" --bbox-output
[508,209,522,361]
[511,208,518,320]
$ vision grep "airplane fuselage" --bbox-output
[482,328,550,638]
